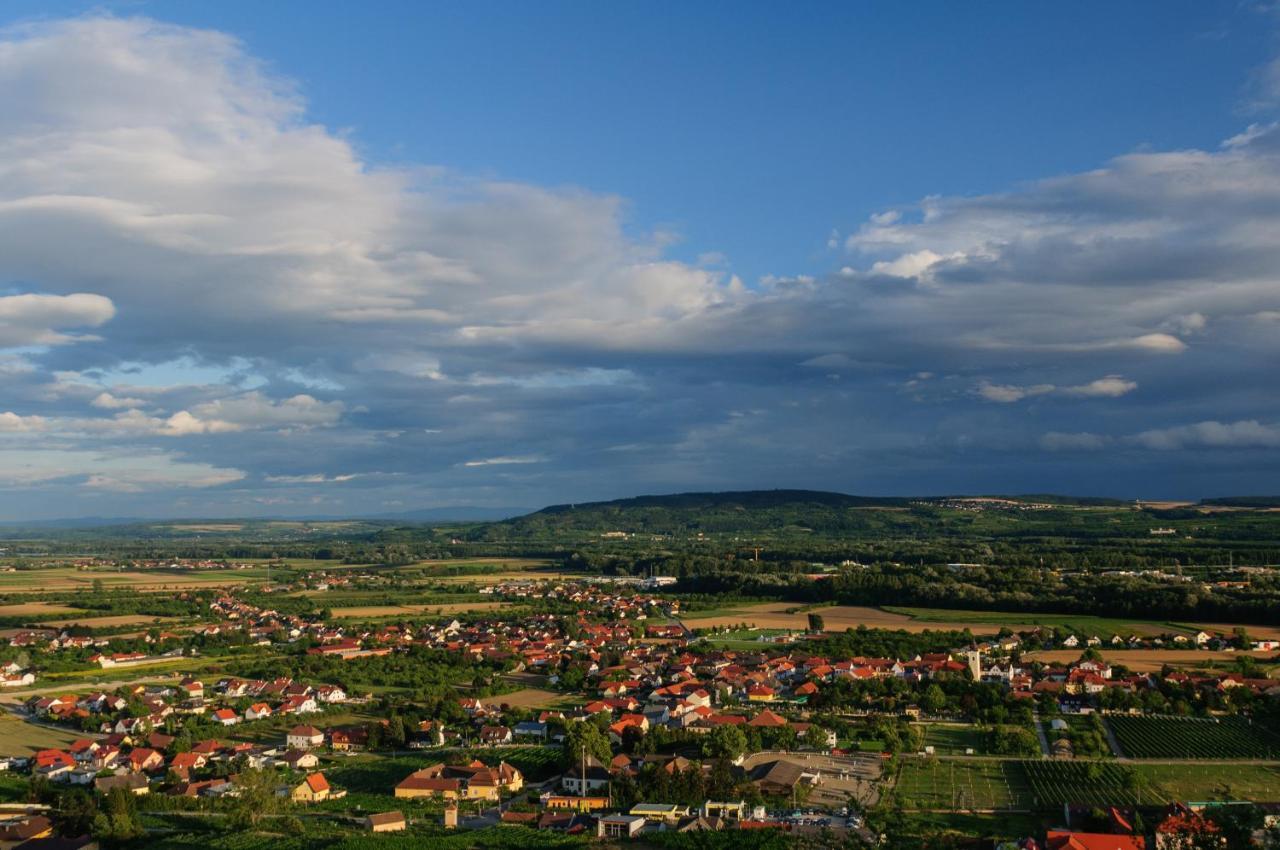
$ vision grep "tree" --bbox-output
[229,768,282,828]
[921,684,946,715]
[702,724,748,761]
[562,720,612,768]
[807,613,825,633]
[93,788,142,842]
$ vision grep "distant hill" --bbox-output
[1199,496,1280,508]
[467,489,925,539]
[368,506,529,523]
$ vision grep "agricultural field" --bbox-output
[0,601,83,616]
[887,606,1194,638]
[1136,763,1280,801]
[41,613,181,628]
[895,758,1280,812]
[1025,649,1278,673]
[1109,715,1280,759]
[0,710,88,755]
[327,601,511,619]
[1020,760,1147,807]
[478,687,569,710]
[0,566,275,592]
[682,602,1233,639]
[920,724,985,755]
[895,758,1029,809]
[682,603,975,633]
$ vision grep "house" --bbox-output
[212,708,240,726]
[631,803,691,824]
[127,748,164,773]
[395,770,462,800]
[597,814,646,838]
[94,773,149,796]
[1046,831,1146,850]
[363,811,407,833]
[396,761,522,801]
[748,759,814,796]
[286,725,325,750]
[513,721,548,740]
[279,749,319,770]
[561,755,611,795]
[244,703,272,721]
[478,725,512,745]
[0,815,53,844]
[328,726,368,751]
[290,772,331,803]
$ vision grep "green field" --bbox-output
[1109,715,1280,759]
[895,758,1280,811]
[0,711,87,755]
[896,759,1028,809]
[885,606,1194,637]
[920,724,985,755]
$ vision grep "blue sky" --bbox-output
[0,3,1278,518]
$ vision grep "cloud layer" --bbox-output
[0,15,1278,516]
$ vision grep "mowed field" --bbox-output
[479,688,569,710]
[41,614,180,628]
[0,711,88,755]
[682,602,1270,641]
[683,603,935,631]
[1025,648,1279,672]
[683,602,1129,634]
[329,601,512,618]
[0,567,270,592]
[1186,621,1280,640]
[0,601,83,616]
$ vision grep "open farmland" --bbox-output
[0,566,273,592]
[41,614,181,629]
[328,601,512,619]
[1109,715,1280,759]
[0,601,83,616]
[1025,648,1279,672]
[682,602,1198,638]
[1136,763,1280,801]
[0,711,90,755]
[887,606,1195,638]
[478,688,568,710]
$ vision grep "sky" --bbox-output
[1,2,1279,519]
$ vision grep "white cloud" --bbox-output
[461,456,545,467]
[1061,376,1138,398]
[0,447,244,491]
[0,292,114,348]
[976,381,1055,403]
[264,473,362,484]
[1129,420,1280,451]
[0,411,47,432]
[91,391,148,409]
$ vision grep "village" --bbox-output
[0,575,1274,848]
